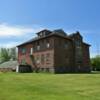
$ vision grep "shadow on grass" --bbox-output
[54,71,100,74]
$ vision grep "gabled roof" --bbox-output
[69,31,82,38]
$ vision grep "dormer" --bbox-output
[69,31,83,49]
[69,31,83,41]
[36,29,52,38]
[75,31,83,41]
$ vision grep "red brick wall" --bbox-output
[32,50,54,68]
[18,44,33,65]
[18,36,55,70]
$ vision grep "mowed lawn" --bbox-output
[0,73,100,100]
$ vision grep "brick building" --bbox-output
[17,29,91,73]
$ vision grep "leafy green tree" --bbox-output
[0,47,17,63]
[91,55,100,71]
[0,48,11,63]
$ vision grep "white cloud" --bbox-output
[0,26,89,48]
[0,42,21,48]
[0,23,44,37]
[0,23,45,48]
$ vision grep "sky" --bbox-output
[0,0,100,57]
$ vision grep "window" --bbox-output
[37,42,40,51]
[75,40,83,64]
[40,40,45,50]
[46,53,50,62]
[22,48,26,54]
[75,46,82,63]
[30,48,33,55]
[46,40,50,48]
[75,40,81,47]
[35,55,41,64]
[41,54,45,63]
[21,59,26,65]
[65,41,68,48]
[76,47,82,55]
[37,45,40,50]
[43,31,46,37]
[47,43,50,48]
[39,32,43,37]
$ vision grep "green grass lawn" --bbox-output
[0,73,100,100]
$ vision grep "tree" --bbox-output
[91,55,100,71]
[9,47,17,60]
[0,47,17,63]
[0,48,11,63]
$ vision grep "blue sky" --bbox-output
[0,0,100,57]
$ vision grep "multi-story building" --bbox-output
[17,29,91,73]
